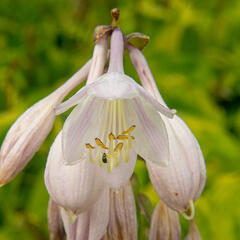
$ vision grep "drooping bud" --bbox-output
[185,220,202,240]
[102,181,138,240]
[0,59,91,186]
[128,45,206,215]
[48,199,65,240]
[149,200,181,240]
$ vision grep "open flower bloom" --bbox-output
[55,28,175,189]
[128,44,206,216]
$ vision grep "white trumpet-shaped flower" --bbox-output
[55,29,175,189]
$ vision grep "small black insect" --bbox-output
[102,153,108,163]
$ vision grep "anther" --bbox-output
[114,143,123,152]
[117,135,135,140]
[85,143,95,149]
[121,125,136,134]
[109,132,116,140]
[95,138,108,149]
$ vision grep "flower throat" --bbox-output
[85,99,135,173]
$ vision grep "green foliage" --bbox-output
[0,0,240,239]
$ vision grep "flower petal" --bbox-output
[48,199,65,240]
[44,131,105,214]
[104,181,137,240]
[101,149,137,189]
[147,116,206,212]
[61,96,107,165]
[123,98,169,166]
[149,200,181,240]
[185,220,202,240]
[88,188,110,240]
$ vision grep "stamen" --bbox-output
[95,138,108,149]
[109,132,116,140]
[85,143,95,149]
[121,125,136,134]
[117,135,135,140]
[114,142,123,152]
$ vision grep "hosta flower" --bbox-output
[0,58,91,186]
[149,200,181,240]
[55,28,175,190]
[128,44,206,217]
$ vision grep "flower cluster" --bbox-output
[0,9,206,240]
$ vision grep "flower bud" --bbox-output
[185,220,202,240]
[48,198,65,240]
[103,181,137,240]
[0,60,91,185]
[149,200,181,240]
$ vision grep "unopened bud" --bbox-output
[149,200,181,240]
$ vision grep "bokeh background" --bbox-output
[0,0,240,239]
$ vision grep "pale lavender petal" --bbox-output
[101,150,137,189]
[185,220,202,240]
[147,116,206,212]
[88,188,110,240]
[45,131,105,215]
[123,98,169,166]
[62,96,106,165]
[48,199,65,240]
[106,181,137,240]
[149,200,181,240]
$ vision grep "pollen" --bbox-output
[117,135,135,140]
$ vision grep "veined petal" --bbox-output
[185,220,202,240]
[44,131,105,215]
[101,149,137,189]
[88,188,110,240]
[61,96,106,165]
[147,115,206,212]
[124,98,169,166]
[60,188,109,240]
[48,199,65,240]
[55,72,174,119]
[104,181,137,240]
[149,200,181,240]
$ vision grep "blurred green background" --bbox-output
[0,0,240,239]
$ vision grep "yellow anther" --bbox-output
[114,142,123,152]
[109,132,116,140]
[85,143,95,149]
[121,125,136,135]
[117,135,135,140]
[95,138,109,149]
